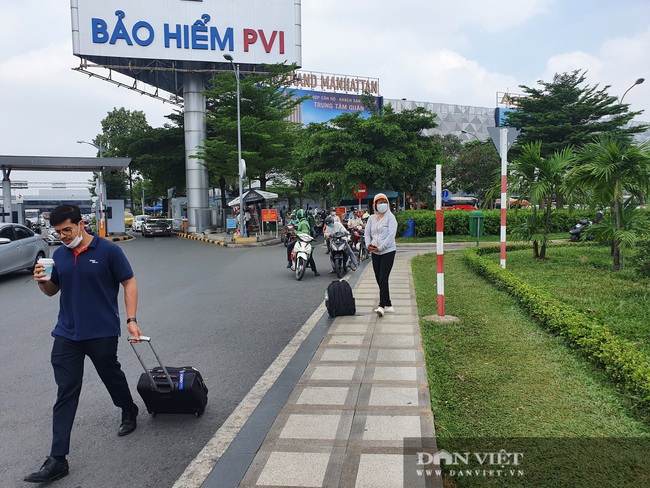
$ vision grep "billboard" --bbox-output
[292,90,377,124]
[71,0,301,67]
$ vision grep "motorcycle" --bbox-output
[331,231,353,278]
[26,220,42,234]
[282,223,297,247]
[351,224,368,261]
[290,233,315,281]
[569,211,604,241]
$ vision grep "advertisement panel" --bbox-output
[71,0,301,66]
[292,89,379,124]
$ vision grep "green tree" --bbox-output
[444,140,500,207]
[94,107,151,201]
[120,113,186,202]
[200,63,307,210]
[509,142,575,259]
[505,70,647,158]
[298,104,439,203]
[567,135,650,270]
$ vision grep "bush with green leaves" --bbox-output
[395,208,601,237]
[464,244,650,407]
[630,238,650,277]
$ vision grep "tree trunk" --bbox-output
[533,241,539,259]
[613,240,621,271]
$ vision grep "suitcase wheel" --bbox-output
[195,408,205,418]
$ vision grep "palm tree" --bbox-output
[509,142,575,258]
[567,135,650,270]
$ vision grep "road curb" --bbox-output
[174,232,230,246]
[104,234,133,243]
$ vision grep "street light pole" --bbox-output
[461,130,480,141]
[620,78,645,104]
[223,54,246,237]
[77,140,107,237]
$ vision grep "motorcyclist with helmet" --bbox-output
[324,216,358,274]
[286,209,320,276]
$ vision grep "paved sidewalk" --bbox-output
[199,251,441,488]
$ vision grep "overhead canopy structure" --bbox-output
[1,155,131,227]
[0,155,130,173]
[228,189,279,207]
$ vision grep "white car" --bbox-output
[132,215,148,232]
[0,223,49,277]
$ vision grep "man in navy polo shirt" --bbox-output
[25,204,143,484]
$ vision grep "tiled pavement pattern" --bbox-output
[238,252,441,488]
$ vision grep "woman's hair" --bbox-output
[50,204,82,226]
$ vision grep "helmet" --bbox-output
[296,209,306,219]
[325,216,334,225]
[362,212,370,220]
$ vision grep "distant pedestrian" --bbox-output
[280,205,287,226]
[364,193,397,317]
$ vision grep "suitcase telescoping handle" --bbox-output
[128,336,175,391]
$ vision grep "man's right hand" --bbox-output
[33,263,47,283]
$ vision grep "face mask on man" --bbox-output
[327,224,334,228]
[376,203,389,214]
[64,224,83,249]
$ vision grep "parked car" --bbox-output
[142,218,172,237]
[124,212,135,227]
[0,223,49,277]
[132,215,148,232]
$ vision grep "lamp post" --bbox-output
[223,54,246,237]
[77,140,107,237]
[620,78,645,104]
[461,130,479,141]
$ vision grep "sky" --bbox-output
[2,0,650,183]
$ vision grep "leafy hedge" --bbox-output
[463,244,650,407]
[395,208,599,237]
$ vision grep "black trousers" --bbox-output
[371,250,396,308]
[50,335,134,456]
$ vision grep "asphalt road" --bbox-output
[0,234,336,488]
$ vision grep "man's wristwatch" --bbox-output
[127,317,138,324]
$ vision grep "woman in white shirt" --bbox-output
[364,193,397,317]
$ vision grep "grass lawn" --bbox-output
[411,250,650,487]
[481,243,650,358]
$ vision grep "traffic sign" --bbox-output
[352,183,367,199]
[441,189,450,198]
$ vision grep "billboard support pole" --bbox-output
[183,73,209,233]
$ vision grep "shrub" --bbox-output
[464,244,650,407]
[395,208,603,237]
[630,238,650,277]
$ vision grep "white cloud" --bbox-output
[542,27,650,111]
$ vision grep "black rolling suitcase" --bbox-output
[129,336,208,418]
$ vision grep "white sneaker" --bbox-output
[375,307,385,317]
[383,306,395,313]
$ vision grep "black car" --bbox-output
[141,218,172,237]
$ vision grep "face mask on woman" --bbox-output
[376,203,389,214]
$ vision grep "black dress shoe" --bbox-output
[24,457,69,483]
[118,404,138,437]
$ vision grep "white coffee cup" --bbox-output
[38,257,54,281]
